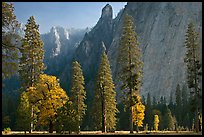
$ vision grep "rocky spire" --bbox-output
[101,4,113,20]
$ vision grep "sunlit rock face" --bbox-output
[108,2,202,101]
[74,2,202,102]
[40,26,88,83]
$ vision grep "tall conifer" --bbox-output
[70,61,86,133]
[19,16,45,90]
[117,14,143,133]
[184,22,202,132]
[18,16,45,133]
[92,52,118,132]
[2,2,20,79]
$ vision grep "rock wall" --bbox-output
[108,2,202,101]
[62,2,202,102]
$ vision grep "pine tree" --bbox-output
[175,84,182,126]
[117,14,143,133]
[152,96,157,109]
[18,16,45,133]
[181,84,188,127]
[154,115,159,131]
[145,92,152,129]
[188,94,196,129]
[158,96,167,116]
[168,91,175,115]
[2,2,20,79]
[16,92,31,133]
[184,22,202,132]
[141,95,146,105]
[70,61,87,133]
[19,16,45,90]
[163,108,175,131]
[56,101,78,134]
[92,52,118,132]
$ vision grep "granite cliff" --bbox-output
[74,2,202,102]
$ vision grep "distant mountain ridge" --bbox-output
[40,26,88,78]
[2,26,89,95]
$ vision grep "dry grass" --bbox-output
[2,130,202,135]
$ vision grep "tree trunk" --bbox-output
[77,125,80,134]
[49,120,53,133]
[101,94,106,133]
[195,108,199,132]
[29,105,33,133]
[130,106,133,133]
[136,124,139,133]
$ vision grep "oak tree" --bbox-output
[27,74,68,133]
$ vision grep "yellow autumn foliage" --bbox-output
[132,96,145,127]
[27,74,68,126]
[154,114,159,131]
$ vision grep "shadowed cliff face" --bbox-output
[72,4,114,100]
[74,2,202,102]
[108,2,202,101]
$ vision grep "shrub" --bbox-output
[3,127,11,134]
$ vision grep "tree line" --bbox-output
[140,83,202,132]
[15,13,144,134]
[2,2,202,134]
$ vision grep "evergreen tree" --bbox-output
[168,91,175,115]
[145,92,152,129]
[117,14,143,133]
[92,52,118,132]
[16,92,31,133]
[18,16,45,133]
[19,16,45,90]
[184,22,202,132]
[163,108,175,131]
[70,61,87,133]
[159,96,167,115]
[181,84,188,127]
[56,101,78,134]
[152,96,157,109]
[2,2,20,79]
[163,97,167,105]
[188,94,196,129]
[116,102,129,130]
[141,95,146,105]
[175,84,182,126]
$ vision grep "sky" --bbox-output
[13,2,127,34]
